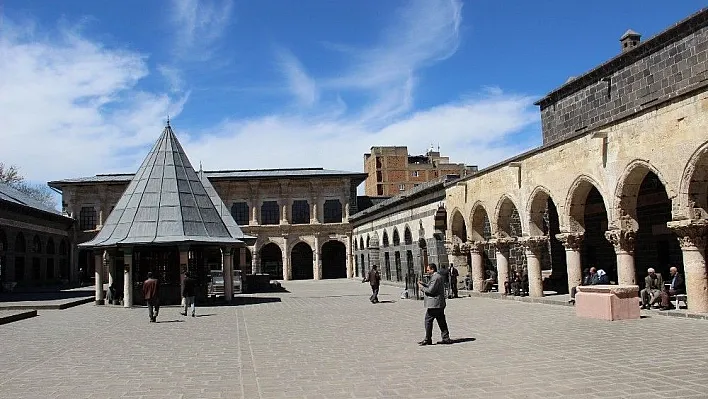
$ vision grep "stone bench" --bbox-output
[576,285,640,321]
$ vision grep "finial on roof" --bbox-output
[166,115,171,127]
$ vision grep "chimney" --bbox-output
[620,29,641,53]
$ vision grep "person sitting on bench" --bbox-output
[569,267,595,305]
[659,266,685,310]
[482,269,497,292]
[640,268,663,310]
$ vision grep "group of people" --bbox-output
[141,271,197,323]
[362,263,453,346]
[568,266,609,304]
[640,266,685,310]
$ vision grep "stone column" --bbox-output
[314,235,322,280]
[345,235,353,278]
[605,229,636,285]
[310,197,320,224]
[468,241,485,292]
[251,200,259,225]
[107,251,115,288]
[222,247,233,302]
[490,238,513,293]
[251,247,260,274]
[668,220,708,313]
[280,200,289,225]
[282,236,291,281]
[556,232,584,293]
[520,236,548,298]
[123,248,133,307]
[94,251,104,304]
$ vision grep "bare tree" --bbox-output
[0,163,57,210]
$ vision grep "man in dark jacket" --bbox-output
[364,265,381,303]
[142,272,160,323]
[449,264,459,298]
[181,271,197,317]
[660,266,685,310]
[418,263,452,346]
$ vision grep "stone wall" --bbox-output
[538,10,708,144]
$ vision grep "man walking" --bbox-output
[363,265,381,303]
[142,272,160,322]
[418,263,452,346]
[181,271,197,317]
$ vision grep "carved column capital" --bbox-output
[489,237,515,252]
[604,229,636,253]
[668,219,708,249]
[555,232,584,251]
[519,236,548,256]
[466,241,486,254]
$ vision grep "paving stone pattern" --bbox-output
[1,279,707,398]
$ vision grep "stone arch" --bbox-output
[450,209,467,242]
[291,242,313,280]
[404,225,413,245]
[527,186,556,236]
[354,238,358,251]
[359,236,365,250]
[369,231,380,248]
[469,202,491,242]
[678,141,708,219]
[259,242,283,278]
[366,234,370,248]
[32,235,42,254]
[322,240,347,279]
[494,195,522,238]
[613,160,675,230]
[15,232,26,253]
[382,230,390,247]
[566,175,608,233]
[392,228,401,246]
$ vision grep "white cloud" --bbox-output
[0,20,187,182]
[275,48,319,108]
[157,64,185,93]
[170,0,234,61]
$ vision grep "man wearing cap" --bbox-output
[640,268,663,310]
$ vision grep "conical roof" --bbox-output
[80,122,249,248]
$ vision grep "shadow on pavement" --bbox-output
[195,314,215,317]
[0,290,93,302]
[156,319,184,323]
[448,337,476,344]
[376,300,396,304]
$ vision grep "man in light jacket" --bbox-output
[417,263,452,346]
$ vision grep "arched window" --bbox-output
[32,235,42,253]
[382,231,389,247]
[15,233,26,253]
[46,238,55,254]
[59,239,67,255]
[404,227,413,245]
[392,229,400,246]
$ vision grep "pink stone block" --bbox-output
[575,285,640,321]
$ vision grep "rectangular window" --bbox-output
[411,170,419,177]
[261,201,280,225]
[79,206,97,231]
[230,202,249,226]
[398,184,405,191]
[323,199,342,223]
[291,200,310,224]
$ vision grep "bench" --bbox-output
[673,293,688,309]
[576,285,640,321]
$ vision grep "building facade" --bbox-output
[50,168,367,282]
[351,178,451,283]
[0,183,74,289]
[443,8,708,313]
[363,146,477,196]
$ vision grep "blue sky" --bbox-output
[0,0,705,187]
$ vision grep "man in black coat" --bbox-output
[660,266,685,310]
[181,271,197,317]
[363,265,381,303]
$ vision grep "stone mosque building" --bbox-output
[438,8,708,313]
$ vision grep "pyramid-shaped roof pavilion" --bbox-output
[80,122,251,248]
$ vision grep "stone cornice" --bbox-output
[555,232,584,251]
[667,219,708,249]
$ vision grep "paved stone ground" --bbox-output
[1,279,708,399]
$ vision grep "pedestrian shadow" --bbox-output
[195,314,215,317]
[376,300,396,304]
[156,319,184,323]
[448,337,476,344]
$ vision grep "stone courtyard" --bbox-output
[0,280,707,399]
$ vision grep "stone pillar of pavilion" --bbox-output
[468,241,485,292]
[605,229,637,285]
[239,248,247,274]
[489,237,513,293]
[668,219,708,313]
[251,247,260,274]
[94,251,105,305]
[314,235,322,280]
[520,236,548,297]
[345,234,353,278]
[282,236,291,281]
[556,232,584,294]
[123,248,133,308]
[106,249,115,288]
[223,247,233,302]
